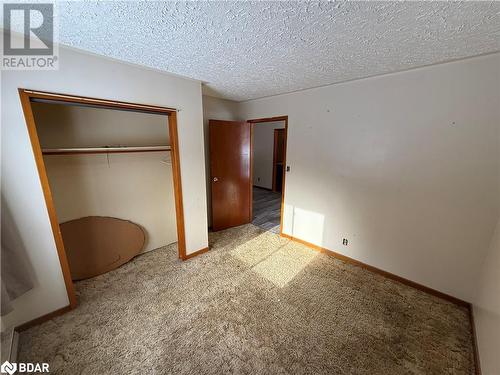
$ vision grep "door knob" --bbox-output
[213,177,218,182]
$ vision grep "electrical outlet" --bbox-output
[342,238,348,246]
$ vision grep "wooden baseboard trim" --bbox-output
[280,233,470,308]
[15,305,72,332]
[182,246,209,260]
[468,305,482,375]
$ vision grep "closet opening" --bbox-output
[18,89,187,309]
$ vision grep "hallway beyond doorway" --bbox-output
[252,187,281,233]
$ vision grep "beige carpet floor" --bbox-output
[19,224,475,374]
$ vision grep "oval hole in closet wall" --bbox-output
[60,216,145,280]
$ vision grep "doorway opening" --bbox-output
[208,116,288,235]
[249,116,288,235]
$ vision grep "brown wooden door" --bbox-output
[209,120,252,231]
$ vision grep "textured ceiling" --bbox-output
[48,2,500,100]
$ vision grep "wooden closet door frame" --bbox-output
[247,116,288,236]
[18,88,188,313]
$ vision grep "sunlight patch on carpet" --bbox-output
[230,230,318,287]
[252,244,318,288]
[230,231,283,266]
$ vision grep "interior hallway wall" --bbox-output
[253,121,285,190]
[202,95,241,226]
[1,38,208,330]
[237,53,500,302]
[32,103,177,253]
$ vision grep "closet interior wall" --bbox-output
[31,102,178,253]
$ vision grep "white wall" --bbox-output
[202,95,240,226]
[33,102,171,148]
[32,103,177,253]
[474,218,500,375]
[237,53,500,302]
[1,41,208,329]
[253,121,285,189]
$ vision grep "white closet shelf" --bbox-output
[42,145,171,155]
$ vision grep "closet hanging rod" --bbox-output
[42,145,172,155]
